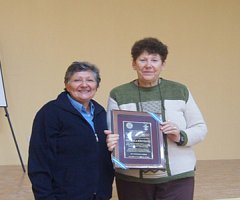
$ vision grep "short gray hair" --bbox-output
[64,61,101,88]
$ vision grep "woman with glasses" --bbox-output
[28,61,114,200]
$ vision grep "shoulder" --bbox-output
[161,78,187,89]
[91,99,106,113]
[40,92,66,110]
[161,78,189,102]
[34,92,68,119]
[34,100,58,122]
[110,82,135,97]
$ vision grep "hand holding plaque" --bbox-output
[111,110,166,169]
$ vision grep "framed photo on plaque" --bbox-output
[111,110,166,169]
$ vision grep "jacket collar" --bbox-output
[55,91,104,117]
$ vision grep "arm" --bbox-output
[161,90,207,146]
[182,91,208,146]
[28,107,58,200]
[105,96,120,151]
[106,97,119,130]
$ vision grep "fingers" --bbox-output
[161,122,179,134]
[160,121,180,142]
[104,130,112,135]
[105,131,119,152]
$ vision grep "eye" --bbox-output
[139,59,146,62]
[73,79,81,83]
[87,79,96,83]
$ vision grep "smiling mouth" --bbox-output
[143,72,154,75]
[79,90,90,93]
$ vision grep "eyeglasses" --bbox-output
[69,79,96,85]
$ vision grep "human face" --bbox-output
[132,51,165,87]
[65,70,97,107]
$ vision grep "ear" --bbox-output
[65,83,70,92]
[161,61,166,71]
[132,60,137,70]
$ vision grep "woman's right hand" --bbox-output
[104,130,119,151]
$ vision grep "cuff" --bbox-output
[176,130,188,146]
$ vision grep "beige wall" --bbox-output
[0,0,239,165]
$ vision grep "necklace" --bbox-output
[136,78,167,174]
[136,78,165,113]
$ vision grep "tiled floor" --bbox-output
[0,160,239,200]
[194,160,240,200]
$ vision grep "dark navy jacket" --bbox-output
[28,92,114,200]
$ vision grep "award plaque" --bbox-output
[111,110,166,169]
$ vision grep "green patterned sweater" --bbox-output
[107,78,207,184]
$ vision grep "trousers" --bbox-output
[116,177,194,200]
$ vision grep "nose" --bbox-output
[80,80,88,86]
[146,60,152,68]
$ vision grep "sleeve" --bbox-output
[183,90,208,146]
[28,106,59,200]
[106,96,119,130]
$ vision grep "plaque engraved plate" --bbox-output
[111,110,166,169]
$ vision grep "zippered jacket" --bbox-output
[28,91,114,200]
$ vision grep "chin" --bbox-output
[143,77,155,81]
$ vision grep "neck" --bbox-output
[136,79,160,88]
[69,94,90,111]
[83,102,91,112]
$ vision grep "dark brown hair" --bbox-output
[131,37,168,62]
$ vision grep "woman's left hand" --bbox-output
[160,121,180,143]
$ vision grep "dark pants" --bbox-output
[116,177,194,200]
